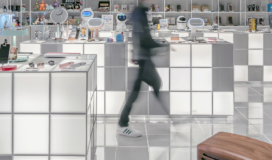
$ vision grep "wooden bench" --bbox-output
[197,132,272,160]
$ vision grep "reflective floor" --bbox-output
[96,82,272,160]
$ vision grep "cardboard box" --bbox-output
[192,5,200,12]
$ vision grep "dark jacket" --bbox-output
[131,4,161,60]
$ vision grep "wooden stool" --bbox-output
[197,132,272,160]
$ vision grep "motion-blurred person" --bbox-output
[116,0,168,137]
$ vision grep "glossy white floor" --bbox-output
[95,82,272,160]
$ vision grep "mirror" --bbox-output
[187,18,204,41]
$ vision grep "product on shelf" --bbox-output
[121,4,127,11]
[33,1,39,11]
[220,4,225,12]
[259,17,264,26]
[40,0,46,10]
[177,5,181,12]
[22,4,26,12]
[165,6,169,12]
[80,27,86,37]
[98,1,110,12]
[151,4,155,11]
[204,18,210,26]
[177,16,186,30]
[166,17,175,25]
[201,6,210,12]
[29,62,35,68]
[114,4,119,11]
[227,15,233,26]
[49,4,54,10]
[53,0,59,8]
[227,3,233,12]
[248,4,255,12]
[216,16,222,25]
[192,5,200,12]
[26,14,30,25]
[212,20,218,30]
[32,15,40,25]
[256,5,260,12]
[268,4,272,12]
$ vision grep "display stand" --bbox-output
[0,54,97,160]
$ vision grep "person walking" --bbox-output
[116,0,168,137]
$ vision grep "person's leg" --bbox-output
[143,60,169,114]
[118,60,145,127]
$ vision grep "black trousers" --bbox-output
[118,59,162,127]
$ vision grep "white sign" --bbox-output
[102,15,113,30]
[159,19,168,30]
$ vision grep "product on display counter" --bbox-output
[59,61,74,69]
[212,20,218,30]
[116,13,127,31]
[37,62,45,69]
[50,7,69,41]
[107,38,114,42]
[176,16,186,30]
[159,19,168,30]
[116,33,124,42]
[44,52,81,58]
[166,17,175,25]
[87,18,104,41]
[187,18,204,41]
[102,15,113,30]
[48,60,55,66]
[0,40,17,71]
[171,34,179,40]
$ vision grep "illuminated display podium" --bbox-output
[0,54,97,160]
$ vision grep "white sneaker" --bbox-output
[116,125,142,137]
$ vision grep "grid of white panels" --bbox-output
[0,58,97,160]
[85,42,234,116]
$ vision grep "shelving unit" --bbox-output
[3,0,272,29]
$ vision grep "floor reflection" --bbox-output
[96,82,272,160]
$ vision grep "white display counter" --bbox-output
[0,54,97,160]
[20,37,234,117]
